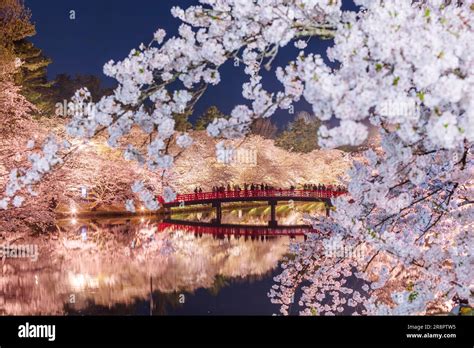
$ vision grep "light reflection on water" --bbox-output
[0,203,325,315]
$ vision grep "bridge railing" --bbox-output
[159,189,347,205]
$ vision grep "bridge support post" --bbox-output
[268,200,278,227]
[211,202,222,225]
[325,201,331,217]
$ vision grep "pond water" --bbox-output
[1,203,327,315]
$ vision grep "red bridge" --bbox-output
[159,220,316,238]
[158,188,346,227]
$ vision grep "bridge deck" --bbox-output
[159,189,345,208]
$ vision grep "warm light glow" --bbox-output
[140,218,145,223]
[68,273,104,290]
[71,207,77,214]
[71,218,77,225]
[140,206,145,211]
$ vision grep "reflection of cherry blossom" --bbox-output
[0,223,291,315]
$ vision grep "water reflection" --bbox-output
[0,203,323,315]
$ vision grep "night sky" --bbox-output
[24,0,357,127]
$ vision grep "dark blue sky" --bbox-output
[25,0,356,127]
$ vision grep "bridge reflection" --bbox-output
[159,219,318,239]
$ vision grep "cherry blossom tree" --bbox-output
[0,35,36,207]
[270,0,473,316]
[2,0,472,314]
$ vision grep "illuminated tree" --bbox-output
[250,118,277,139]
[275,117,320,153]
[194,105,229,131]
